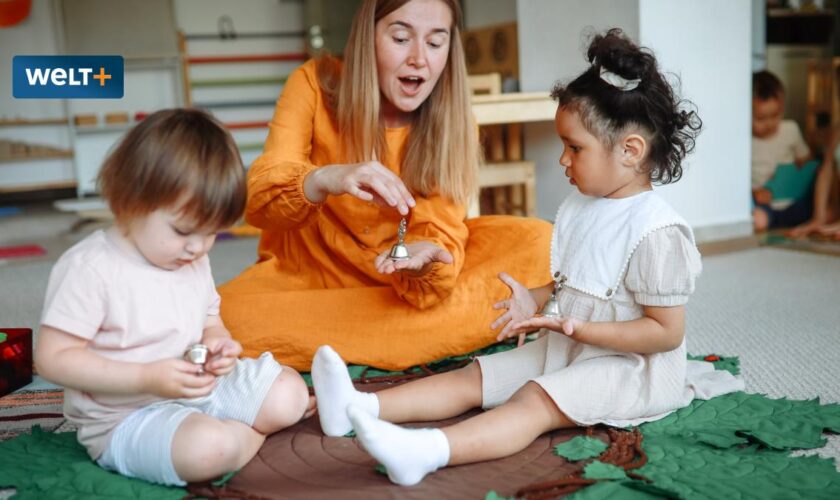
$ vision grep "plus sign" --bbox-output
[93,67,111,87]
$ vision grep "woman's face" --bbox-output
[375,0,452,127]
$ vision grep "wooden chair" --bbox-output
[467,73,536,218]
[805,57,840,154]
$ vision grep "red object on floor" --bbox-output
[0,245,46,259]
[0,329,33,398]
[704,355,721,362]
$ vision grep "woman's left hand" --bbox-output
[375,241,453,276]
[497,316,585,342]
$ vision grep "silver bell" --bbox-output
[540,293,562,317]
[389,243,410,260]
[389,217,410,261]
[185,343,209,373]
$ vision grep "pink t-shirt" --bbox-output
[40,229,220,459]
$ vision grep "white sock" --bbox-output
[347,404,450,486]
[312,345,380,437]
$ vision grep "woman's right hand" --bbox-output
[304,162,416,215]
[141,358,217,399]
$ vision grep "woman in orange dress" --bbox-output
[219,0,551,371]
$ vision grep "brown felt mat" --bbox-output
[222,382,610,499]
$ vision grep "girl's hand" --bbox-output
[203,337,242,376]
[499,316,585,342]
[374,241,454,275]
[142,358,217,399]
[305,162,416,215]
[491,272,539,346]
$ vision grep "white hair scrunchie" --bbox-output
[599,66,641,91]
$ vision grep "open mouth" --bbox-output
[398,76,425,95]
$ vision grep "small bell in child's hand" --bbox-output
[185,343,209,374]
[540,293,562,317]
[540,272,565,317]
[389,218,410,261]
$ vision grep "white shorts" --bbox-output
[97,352,282,486]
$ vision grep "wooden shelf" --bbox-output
[237,143,265,152]
[226,120,269,129]
[0,180,77,193]
[74,124,133,135]
[194,99,276,109]
[187,53,307,64]
[0,118,67,127]
[478,161,536,188]
[191,77,288,88]
[471,92,556,125]
[0,150,74,163]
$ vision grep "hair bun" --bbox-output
[587,28,653,82]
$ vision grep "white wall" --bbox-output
[517,0,639,220]
[517,0,752,239]
[639,0,752,234]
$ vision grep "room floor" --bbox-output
[2,201,839,473]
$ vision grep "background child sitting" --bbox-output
[752,70,814,232]
[790,129,840,240]
[34,109,311,487]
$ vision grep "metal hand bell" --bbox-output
[388,218,410,260]
[540,272,566,317]
[185,343,209,374]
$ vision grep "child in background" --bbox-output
[789,130,840,239]
[310,29,743,486]
[34,109,310,486]
[751,70,813,231]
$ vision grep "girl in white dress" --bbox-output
[310,28,741,486]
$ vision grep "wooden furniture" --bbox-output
[805,57,840,153]
[468,73,556,218]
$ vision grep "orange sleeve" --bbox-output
[391,195,468,309]
[245,63,323,231]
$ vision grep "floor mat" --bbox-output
[761,231,840,257]
[2,356,839,499]
[0,389,64,441]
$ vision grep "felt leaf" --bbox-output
[374,464,387,476]
[687,353,740,375]
[0,427,183,499]
[553,436,608,461]
[569,480,665,499]
[484,491,515,500]
[635,393,840,499]
[582,461,627,480]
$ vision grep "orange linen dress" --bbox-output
[219,60,552,371]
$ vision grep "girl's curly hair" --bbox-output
[551,28,702,184]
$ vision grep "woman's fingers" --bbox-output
[346,184,374,202]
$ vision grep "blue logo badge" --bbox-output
[12,55,124,99]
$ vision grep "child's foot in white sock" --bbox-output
[347,404,450,486]
[312,345,379,436]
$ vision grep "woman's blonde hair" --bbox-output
[317,0,479,206]
[98,108,246,231]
